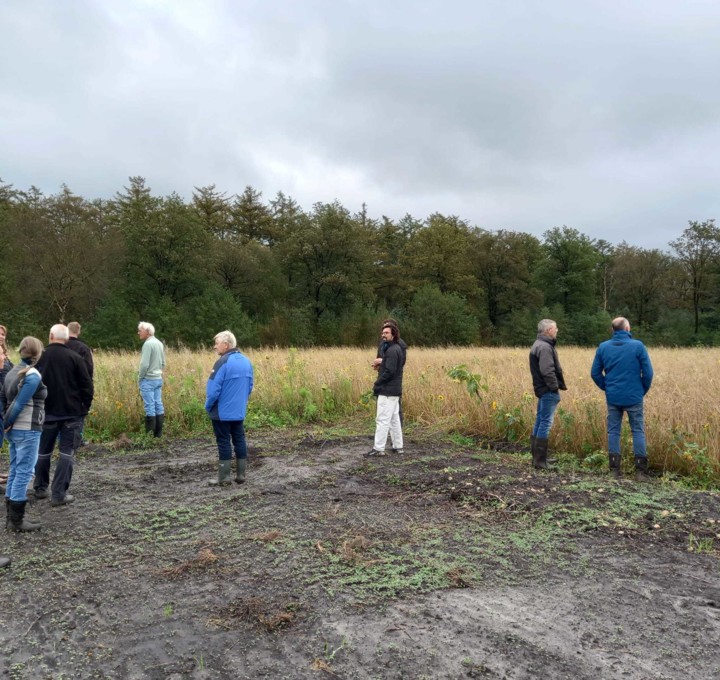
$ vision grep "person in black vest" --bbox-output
[34,324,93,506]
[365,323,405,457]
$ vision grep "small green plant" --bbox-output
[195,653,205,671]
[163,603,173,617]
[447,365,488,400]
[687,533,715,553]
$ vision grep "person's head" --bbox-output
[68,321,81,337]
[49,324,69,344]
[19,336,44,365]
[213,330,237,355]
[0,324,7,344]
[381,323,399,343]
[537,319,558,339]
[137,321,155,341]
[612,317,631,332]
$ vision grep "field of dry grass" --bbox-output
[84,345,720,479]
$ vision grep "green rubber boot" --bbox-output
[235,458,247,484]
[208,460,233,487]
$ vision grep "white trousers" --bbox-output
[374,395,403,451]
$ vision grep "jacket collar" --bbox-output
[536,333,556,347]
[612,330,632,340]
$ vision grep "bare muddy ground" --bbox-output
[1,426,719,679]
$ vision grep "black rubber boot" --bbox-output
[0,555,10,568]
[144,416,156,435]
[533,438,552,470]
[530,435,536,456]
[235,458,246,484]
[609,453,622,479]
[5,497,9,530]
[8,500,41,532]
[208,460,233,487]
[154,414,165,438]
[634,455,651,481]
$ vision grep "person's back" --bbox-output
[36,343,93,417]
[592,330,652,406]
[206,350,254,421]
[66,336,94,379]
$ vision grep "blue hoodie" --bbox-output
[205,349,254,421]
[591,330,653,406]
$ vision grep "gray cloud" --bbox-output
[1,0,719,247]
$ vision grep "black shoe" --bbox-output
[51,494,75,507]
[0,556,10,568]
[533,438,553,470]
[364,449,386,457]
[609,453,622,479]
[391,448,404,454]
[34,488,49,500]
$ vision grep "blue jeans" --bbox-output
[5,429,41,502]
[532,391,561,439]
[607,402,646,457]
[139,379,164,417]
[211,420,247,461]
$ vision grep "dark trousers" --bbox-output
[211,420,247,461]
[35,417,84,500]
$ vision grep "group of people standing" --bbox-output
[1,314,655,570]
[530,316,654,479]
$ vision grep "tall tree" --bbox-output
[670,219,720,334]
[536,226,600,315]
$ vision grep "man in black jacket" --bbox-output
[528,318,567,470]
[34,324,94,506]
[66,321,94,379]
[365,323,405,457]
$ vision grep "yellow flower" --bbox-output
[437,395,445,401]
[491,401,497,410]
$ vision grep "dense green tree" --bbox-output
[471,229,543,335]
[404,285,478,345]
[536,227,601,315]
[609,244,672,328]
[670,220,720,335]
[279,201,377,325]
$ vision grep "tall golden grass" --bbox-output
[83,345,720,476]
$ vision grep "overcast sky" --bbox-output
[2,0,719,248]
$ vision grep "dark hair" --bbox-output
[382,324,399,341]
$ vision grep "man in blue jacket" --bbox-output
[205,330,254,486]
[591,317,654,480]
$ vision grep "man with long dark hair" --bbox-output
[365,323,405,457]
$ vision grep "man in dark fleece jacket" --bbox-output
[365,323,405,457]
[34,324,94,505]
[591,317,654,480]
[529,318,567,469]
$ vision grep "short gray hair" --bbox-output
[50,324,69,341]
[537,319,557,334]
[67,321,81,335]
[138,321,155,336]
[612,317,630,331]
[214,330,237,348]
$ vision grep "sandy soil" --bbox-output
[1,428,719,679]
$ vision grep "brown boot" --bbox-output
[609,453,621,479]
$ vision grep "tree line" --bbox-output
[0,176,718,348]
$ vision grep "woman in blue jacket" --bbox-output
[205,330,254,486]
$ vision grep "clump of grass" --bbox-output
[159,547,219,578]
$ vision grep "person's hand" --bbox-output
[371,358,381,371]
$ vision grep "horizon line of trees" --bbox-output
[0,176,718,349]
